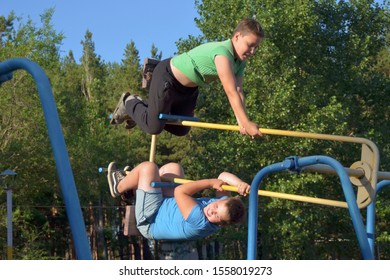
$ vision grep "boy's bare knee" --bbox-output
[159,162,184,178]
[139,161,159,172]
[138,161,160,179]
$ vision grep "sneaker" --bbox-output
[110,92,131,125]
[110,92,142,129]
[107,162,126,198]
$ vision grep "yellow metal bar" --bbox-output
[149,134,157,163]
[174,120,373,145]
[161,177,348,208]
[7,246,12,260]
[168,120,381,208]
[172,121,380,175]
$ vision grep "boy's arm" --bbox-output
[234,76,247,134]
[236,76,246,109]
[174,179,224,219]
[214,55,262,137]
[218,171,251,196]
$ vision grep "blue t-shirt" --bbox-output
[150,196,227,241]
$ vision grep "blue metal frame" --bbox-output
[0,58,92,259]
[247,155,374,260]
[366,180,390,256]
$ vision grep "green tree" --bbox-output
[0,8,68,259]
[80,30,107,101]
[184,0,390,259]
[150,43,162,60]
[105,40,142,97]
[1,1,389,260]
[0,13,15,45]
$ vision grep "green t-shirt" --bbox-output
[171,39,247,86]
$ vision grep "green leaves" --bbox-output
[1,1,389,259]
[188,0,390,259]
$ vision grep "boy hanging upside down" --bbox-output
[107,161,250,240]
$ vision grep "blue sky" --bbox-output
[1,0,202,63]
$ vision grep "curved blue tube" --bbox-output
[247,155,374,260]
[0,58,92,259]
[366,180,390,255]
[247,158,293,259]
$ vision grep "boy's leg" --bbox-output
[158,162,185,197]
[133,162,164,239]
[107,161,161,198]
[117,161,161,193]
[108,161,163,239]
[163,88,198,136]
[125,59,173,135]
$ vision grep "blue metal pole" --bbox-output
[247,155,374,260]
[6,187,13,259]
[366,180,390,256]
[0,58,92,259]
[298,156,373,259]
[247,158,293,260]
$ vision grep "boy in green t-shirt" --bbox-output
[111,18,264,138]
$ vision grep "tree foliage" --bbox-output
[0,1,389,259]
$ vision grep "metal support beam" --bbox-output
[247,155,374,260]
[0,58,92,260]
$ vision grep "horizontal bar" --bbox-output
[161,176,348,208]
[304,165,390,181]
[98,167,107,173]
[98,167,350,207]
[159,113,200,122]
[170,120,376,145]
[150,182,180,188]
[303,164,364,178]
[378,171,390,180]
[167,119,382,206]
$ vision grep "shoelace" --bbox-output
[115,170,126,181]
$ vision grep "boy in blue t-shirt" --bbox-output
[107,161,250,240]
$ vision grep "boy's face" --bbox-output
[203,199,229,224]
[233,32,262,61]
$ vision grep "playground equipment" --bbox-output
[0,58,92,260]
[111,112,390,259]
[367,180,390,256]
[144,114,390,259]
[2,58,389,260]
[246,155,373,259]
[157,114,390,209]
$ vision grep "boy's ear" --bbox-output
[232,32,241,41]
